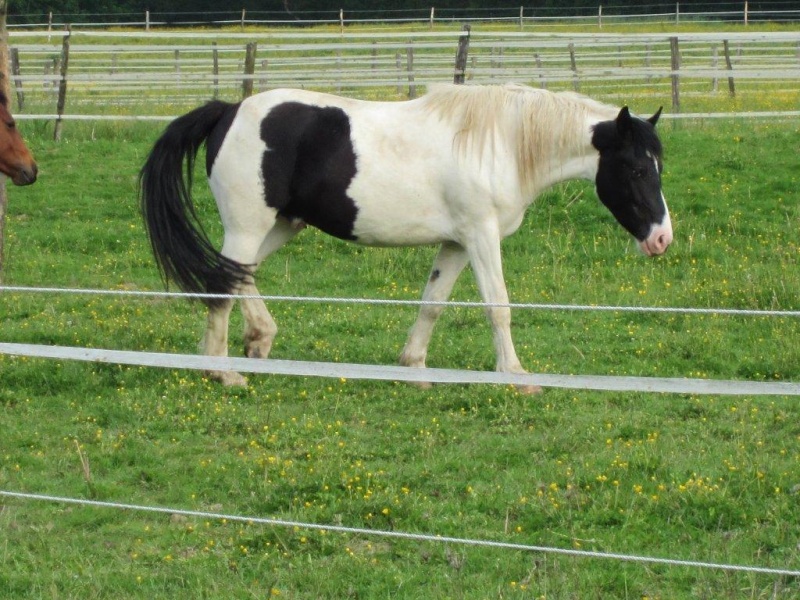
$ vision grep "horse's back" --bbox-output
[210,87,527,248]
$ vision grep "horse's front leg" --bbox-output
[399,242,469,380]
[466,229,541,394]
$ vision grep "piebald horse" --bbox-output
[140,84,672,389]
[0,92,37,186]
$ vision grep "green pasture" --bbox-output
[1,21,800,599]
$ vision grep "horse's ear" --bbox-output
[615,106,633,136]
[648,107,663,126]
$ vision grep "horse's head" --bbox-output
[592,107,671,256]
[0,92,37,186]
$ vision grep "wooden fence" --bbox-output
[7,29,800,128]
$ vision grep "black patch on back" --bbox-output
[205,101,242,175]
[260,102,359,241]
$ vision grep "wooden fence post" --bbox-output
[453,24,470,84]
[260,59,268,92]
[145,10,150,31]
[0,0,8,280]
[54,26,71,142]
[722,39,736,96]
[242,41,257,99]
[10,47,24,110]
[241,9,246,31]
[406,43,416,98]
[336,50,342,94]
[568,42,579,91]
[711,45,719,92]
[212,41,219,99]
[395,52,402,94]
[669,36,680,112]
[429,7,434,30]
[52,56,59,91]
[534,53,546,88]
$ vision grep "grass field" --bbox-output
[1,32,800,599]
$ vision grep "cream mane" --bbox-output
[420,83,619,187]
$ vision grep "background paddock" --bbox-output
[1,22,799,599]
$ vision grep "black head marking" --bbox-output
[591,106,666,242]
[260,102,359,241]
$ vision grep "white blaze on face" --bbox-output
[638,154,673,256]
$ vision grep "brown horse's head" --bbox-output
[0,92,37,185]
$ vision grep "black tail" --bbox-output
[139,100,251,307]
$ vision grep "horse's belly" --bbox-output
[350,195,452,247]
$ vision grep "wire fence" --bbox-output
[3,490,799,577]
[7,2,800,30]
[2,284,799,395]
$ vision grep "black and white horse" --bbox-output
[140,83,672,389]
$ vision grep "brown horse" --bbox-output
[0,92,36,186]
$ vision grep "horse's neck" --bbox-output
[527,114,602,198]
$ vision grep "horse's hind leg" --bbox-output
[202,297,246,386]
[202,225,273,386]
[400,242,469,382]
[240,217,305,360]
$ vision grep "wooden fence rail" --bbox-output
[5,29,800,127]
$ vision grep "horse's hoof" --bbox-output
[244,339,273,359]
[514,383,543,395]
[245,346,264,359]
[223,372,249,387]
[410,380,434,390]
[208,370,249,387]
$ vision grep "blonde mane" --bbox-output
[420,83,619,187]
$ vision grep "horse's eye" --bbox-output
[6,120,15,130]
[631,167,646,179]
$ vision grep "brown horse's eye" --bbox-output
[6,120,15,130]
